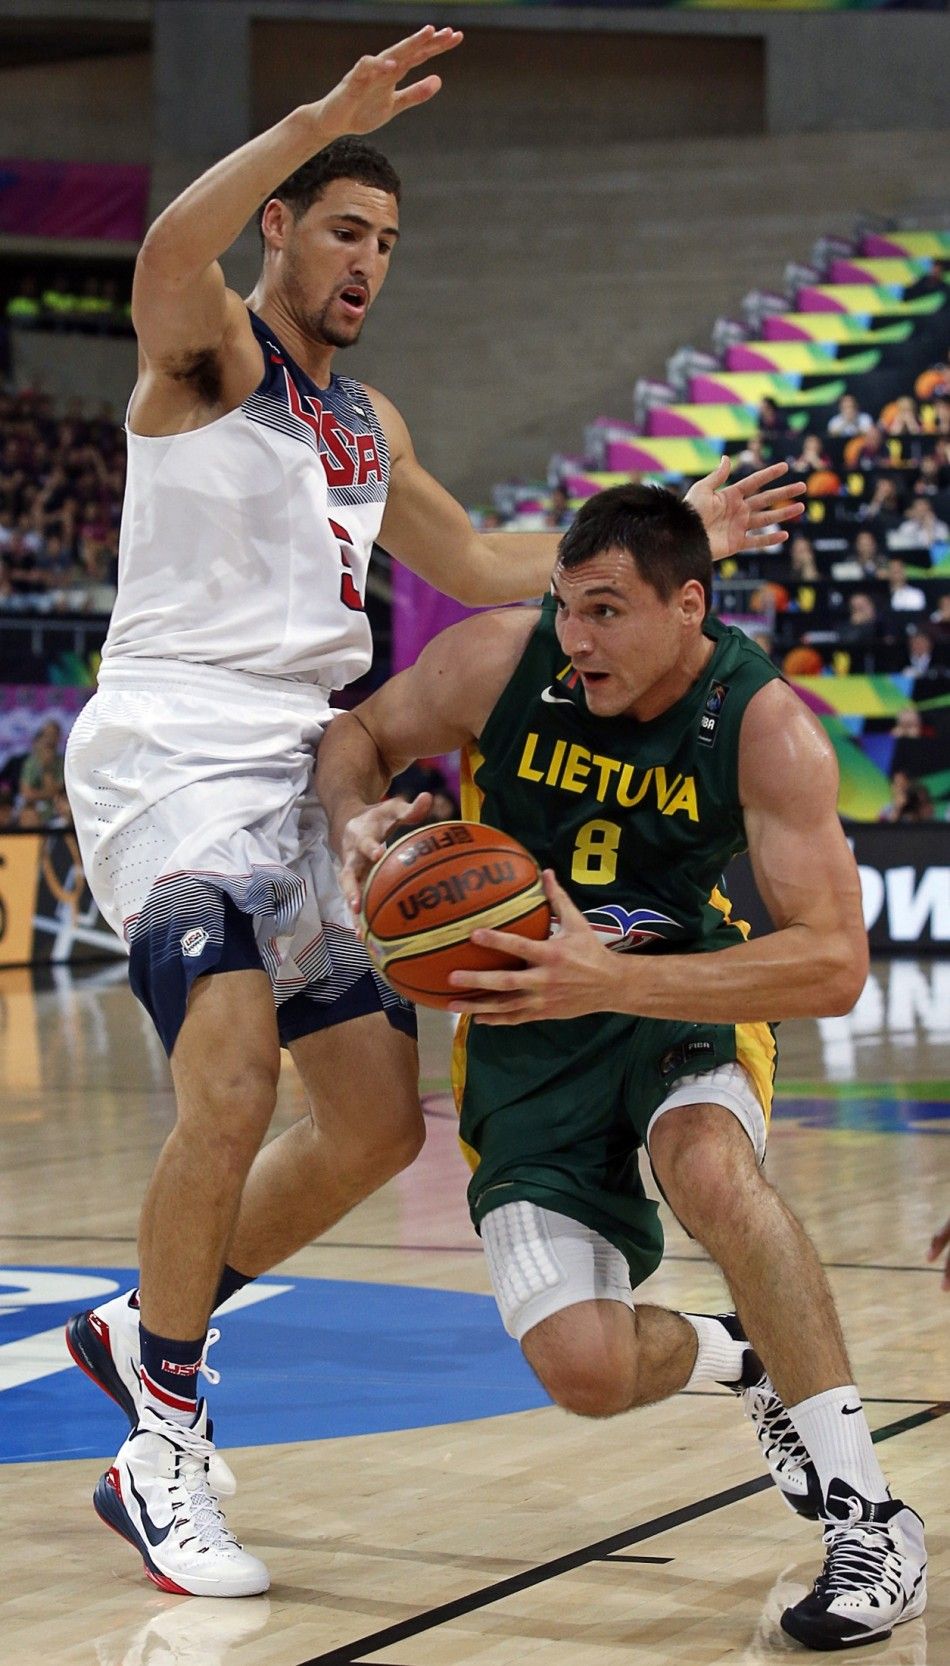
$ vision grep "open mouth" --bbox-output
[338,287,368,317]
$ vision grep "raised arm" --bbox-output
[130,27,462,425]
[376,405,807,607]
[449,680,869,1024]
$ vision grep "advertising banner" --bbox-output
[0,829,124,968]
[727,824,949,954]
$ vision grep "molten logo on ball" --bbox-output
[398,861,518,922]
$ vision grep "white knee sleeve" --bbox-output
[646,1060,768,1165]
[481,1200,635,1342]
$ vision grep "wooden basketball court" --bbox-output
[1,956,947,1664]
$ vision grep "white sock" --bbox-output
[789,1386,890,1509]
[682,1314,747,1388]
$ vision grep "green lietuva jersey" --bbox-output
[460,598,781,956]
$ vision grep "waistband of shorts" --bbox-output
[96,656,333,710]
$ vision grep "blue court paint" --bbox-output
[772,1098,950,1133]
[0,1269,550,1465]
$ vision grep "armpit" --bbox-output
[166,347,222,407]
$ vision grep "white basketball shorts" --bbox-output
[65,658,414,1054]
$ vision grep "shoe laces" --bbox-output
[166,1420,240,1555]
[198,1327,221,1388]
[744,1380,810,1478]
[816,1517,903,1602]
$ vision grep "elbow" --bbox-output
[819,937,870,1016]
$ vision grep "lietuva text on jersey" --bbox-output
[100,309,389,687]
[461,598,782,953]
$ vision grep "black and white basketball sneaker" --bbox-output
[718,1314,823,1521]
[781,1479,927,1650]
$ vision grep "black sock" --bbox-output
[213,1263,254,1311]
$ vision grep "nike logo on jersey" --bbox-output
[540,686,575,705]
[128,1475,174,1545]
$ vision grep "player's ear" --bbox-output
[679,579,706,624]
[260,199,291,253]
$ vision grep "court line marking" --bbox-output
[0,1236,944,1284]
[295,1403,948,1666]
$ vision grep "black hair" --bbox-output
[556,483,712,612]
[257,137,401,246]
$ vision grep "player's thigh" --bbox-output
[170,966,282,1148]
[288,1009,424,1162]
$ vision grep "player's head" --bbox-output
[258,138,402,349]
[551,484,712,718]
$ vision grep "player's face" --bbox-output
[552,549,705,721]
[279,179,399,349]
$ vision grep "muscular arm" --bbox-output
[453,680,869,1024]
[377,400,808,606]
[316,607,536,898]
[129,28,461,428]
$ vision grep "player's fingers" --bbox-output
[738,461,792,493]
[465,926,545,962]
[377,25,462,73]
[543,867,585,927]
[927,1224,950,1260]
[392,74,443,111]
[740,530,791,549]
[747,482,808,510]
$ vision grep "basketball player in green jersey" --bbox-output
[317,484,926,1652]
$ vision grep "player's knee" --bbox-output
[176,1058,280,1173]
[522,1306,634,1419]
[653,1115,761,1246]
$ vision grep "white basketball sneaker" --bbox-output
[65,1292,237,1496]
[93,1400,269,1598]
[781,1481,927,1650]
[716,1315,822,1519]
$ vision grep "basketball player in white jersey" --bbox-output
[63,27,806,1597]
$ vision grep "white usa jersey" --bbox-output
[101,309,389,687]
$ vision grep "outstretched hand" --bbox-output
[315,26,463,140]
[686,457,806,560]
[448,870,628,1023]
[338,791,433,918]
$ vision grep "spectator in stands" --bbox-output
[847,426,892,472]
[931,395,950,435]
[827,393,873,438]
[789,433,831,473]
[840,591,879,646]
[881,396,921,437]
[931,592,950,637]
[913,454,944,497]
[832,527,888,582]
[891,707,925,738]
[887,557,927,613]
[545,484,573,530]
[756,397,789,455]
[858,476,903,529]
[734,433,768,480]
[889,499,950,553]
[902,630,936,678]
[789,534,819,582]
[17,721,65,822]
[0,782,15,830]
[898,782,935,823]
[878,771,911,823]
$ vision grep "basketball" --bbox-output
[359,820,551,1008]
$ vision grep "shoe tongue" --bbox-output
[188,1397,209,1437]
[824,1477,893,1524]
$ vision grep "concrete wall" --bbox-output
[0,51,150,163]
[222,123,950,501]
[10,329,137,413]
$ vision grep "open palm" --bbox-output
[315,26,463,140]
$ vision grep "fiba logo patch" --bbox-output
[698,679,729,748]
[180,927,209,959]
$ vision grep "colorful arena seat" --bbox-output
[724,343,882,374]
[762,314,914,344]
[795,284,945,315]
[860,231,950,258]
[688,372,846,406]
[827,257,943,287]
[643,404,807,440]
[564,442,723,489]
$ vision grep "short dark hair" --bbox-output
[258,137,401,245]
[556,483,712,611]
